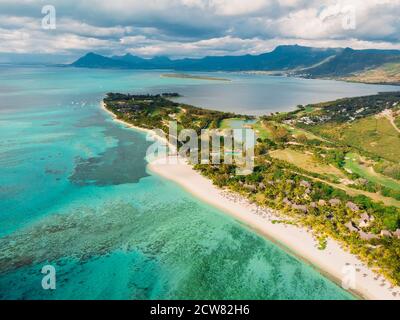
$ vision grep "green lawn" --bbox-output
[269,148,346,180]
[251,120,272,139]
[342,117,400,162]
[345,153,400,191]
[395,115,400,129]
[280,123,327,141]
[219,118,256,130]
[313,116,400,162]
[304,106,315,113]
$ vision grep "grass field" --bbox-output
[299,171,400,207]
[342,117,400,162]
[343,62,400,84]
[255,119,327,142]
[271,149,400,207]
[345,153,400,191]
[269,148,346,180]
[304,106,315,113]
[312,116,400,162]
[219,118,256,130]
[280,123,328,142]
[395,115,400,129]
[219,117,241,129]
[251,120,272,139]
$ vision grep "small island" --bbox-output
[161,73,231,82]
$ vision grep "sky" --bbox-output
[0,0,399,63]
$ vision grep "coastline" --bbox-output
[101,101,400,300]
[234,70,400,86]
[101,101,157,136]
[101,101,176,151]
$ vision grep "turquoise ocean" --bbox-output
[0,66,397,299]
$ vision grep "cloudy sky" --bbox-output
[0,0,399,63]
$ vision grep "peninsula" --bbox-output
[102,92,400,300]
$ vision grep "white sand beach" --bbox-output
[101,101,177,154]
[101,101,164,140]
[101,101,400,300]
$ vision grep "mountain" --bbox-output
[166,45,341,71]
[111,53,149,66]
[71,46,400,84]
[71,45,341,71]
[299,47,400,77]
[71,52,131,68]
[254,45,342,70]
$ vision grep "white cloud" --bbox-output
[0,0,398,60]
[210,0,270,16]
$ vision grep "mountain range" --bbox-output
[71,45,400,82]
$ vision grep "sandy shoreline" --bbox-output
[101,101,163,139]
[100,101,400,300]
[101,101,177,153]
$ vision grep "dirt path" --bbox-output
[387,115,400,133]
[290,170,400,207]
[380,109,400,133]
